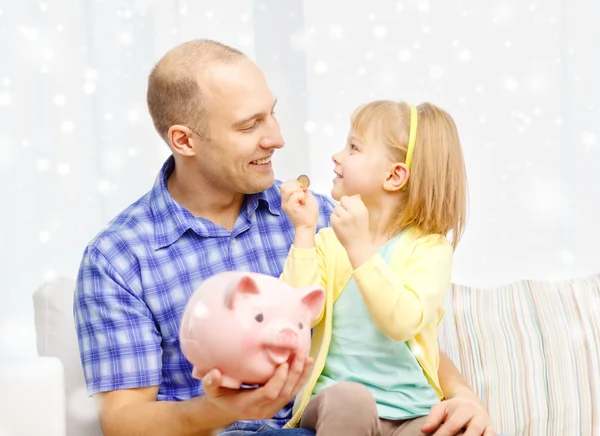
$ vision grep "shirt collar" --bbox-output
[245,179,282,218]
[150,155,280,250]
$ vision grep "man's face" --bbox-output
[191,58,284,195]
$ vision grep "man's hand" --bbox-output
[201,353,314,423]
[422,395,496,436]
[94,354,314,436]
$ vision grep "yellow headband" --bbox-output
[405,105,418,169]
[402,105,418,190]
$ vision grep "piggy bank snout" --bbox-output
[275,327,299,349]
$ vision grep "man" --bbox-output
[74,39,496,436]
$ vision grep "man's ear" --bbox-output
[383,162,410,192]
[168,125,197,157]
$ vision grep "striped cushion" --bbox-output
[438,274,600,436]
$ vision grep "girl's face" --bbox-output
[331,130,392,202]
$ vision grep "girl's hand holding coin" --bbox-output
[280,174,318,230]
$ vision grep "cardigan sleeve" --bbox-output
[351,233,453,342]
[280,229,329,326]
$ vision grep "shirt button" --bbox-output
[232,238,237,245]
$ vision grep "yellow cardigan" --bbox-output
[280,227,453,428]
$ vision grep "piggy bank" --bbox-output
[179,271,325,389]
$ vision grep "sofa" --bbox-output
[31,273,600,435]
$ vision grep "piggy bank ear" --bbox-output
[224,275,260,310]
[299,286,326,321]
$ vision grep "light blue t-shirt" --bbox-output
[312,234,439,420]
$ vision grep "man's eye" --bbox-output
[242,123,257,132]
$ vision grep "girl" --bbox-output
[279,100,467,436]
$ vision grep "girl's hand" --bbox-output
[331,195,373,258]
[280,179,319,230]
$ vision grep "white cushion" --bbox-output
[33,277,102,436]
[0,357,66,436]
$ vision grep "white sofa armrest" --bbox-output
[32,277,102,436]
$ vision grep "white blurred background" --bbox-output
[1,0,599,358]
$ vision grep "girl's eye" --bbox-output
[350,143,357,150]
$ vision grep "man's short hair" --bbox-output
[147,39,245,144]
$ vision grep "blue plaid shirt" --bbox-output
[73,155,335,431]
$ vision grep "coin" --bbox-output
[297,174,310,190]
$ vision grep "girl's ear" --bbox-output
[383,162,409,192]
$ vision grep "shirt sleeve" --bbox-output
[73,245,163,395]
[352,233,453,342]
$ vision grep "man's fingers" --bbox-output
[280,354,305,399]
[291,356,314,395]
[463,415,489,436]
[483,425,496,436]
[201,369,223,396]
[422,402,447,433]
[433,406,472,436]
[424,399,495,436]
[257,362,289,403]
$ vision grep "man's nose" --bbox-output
[259,118,285,149]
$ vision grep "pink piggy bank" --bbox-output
[179,271,325,389]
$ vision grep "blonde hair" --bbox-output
[350,100,467,249]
